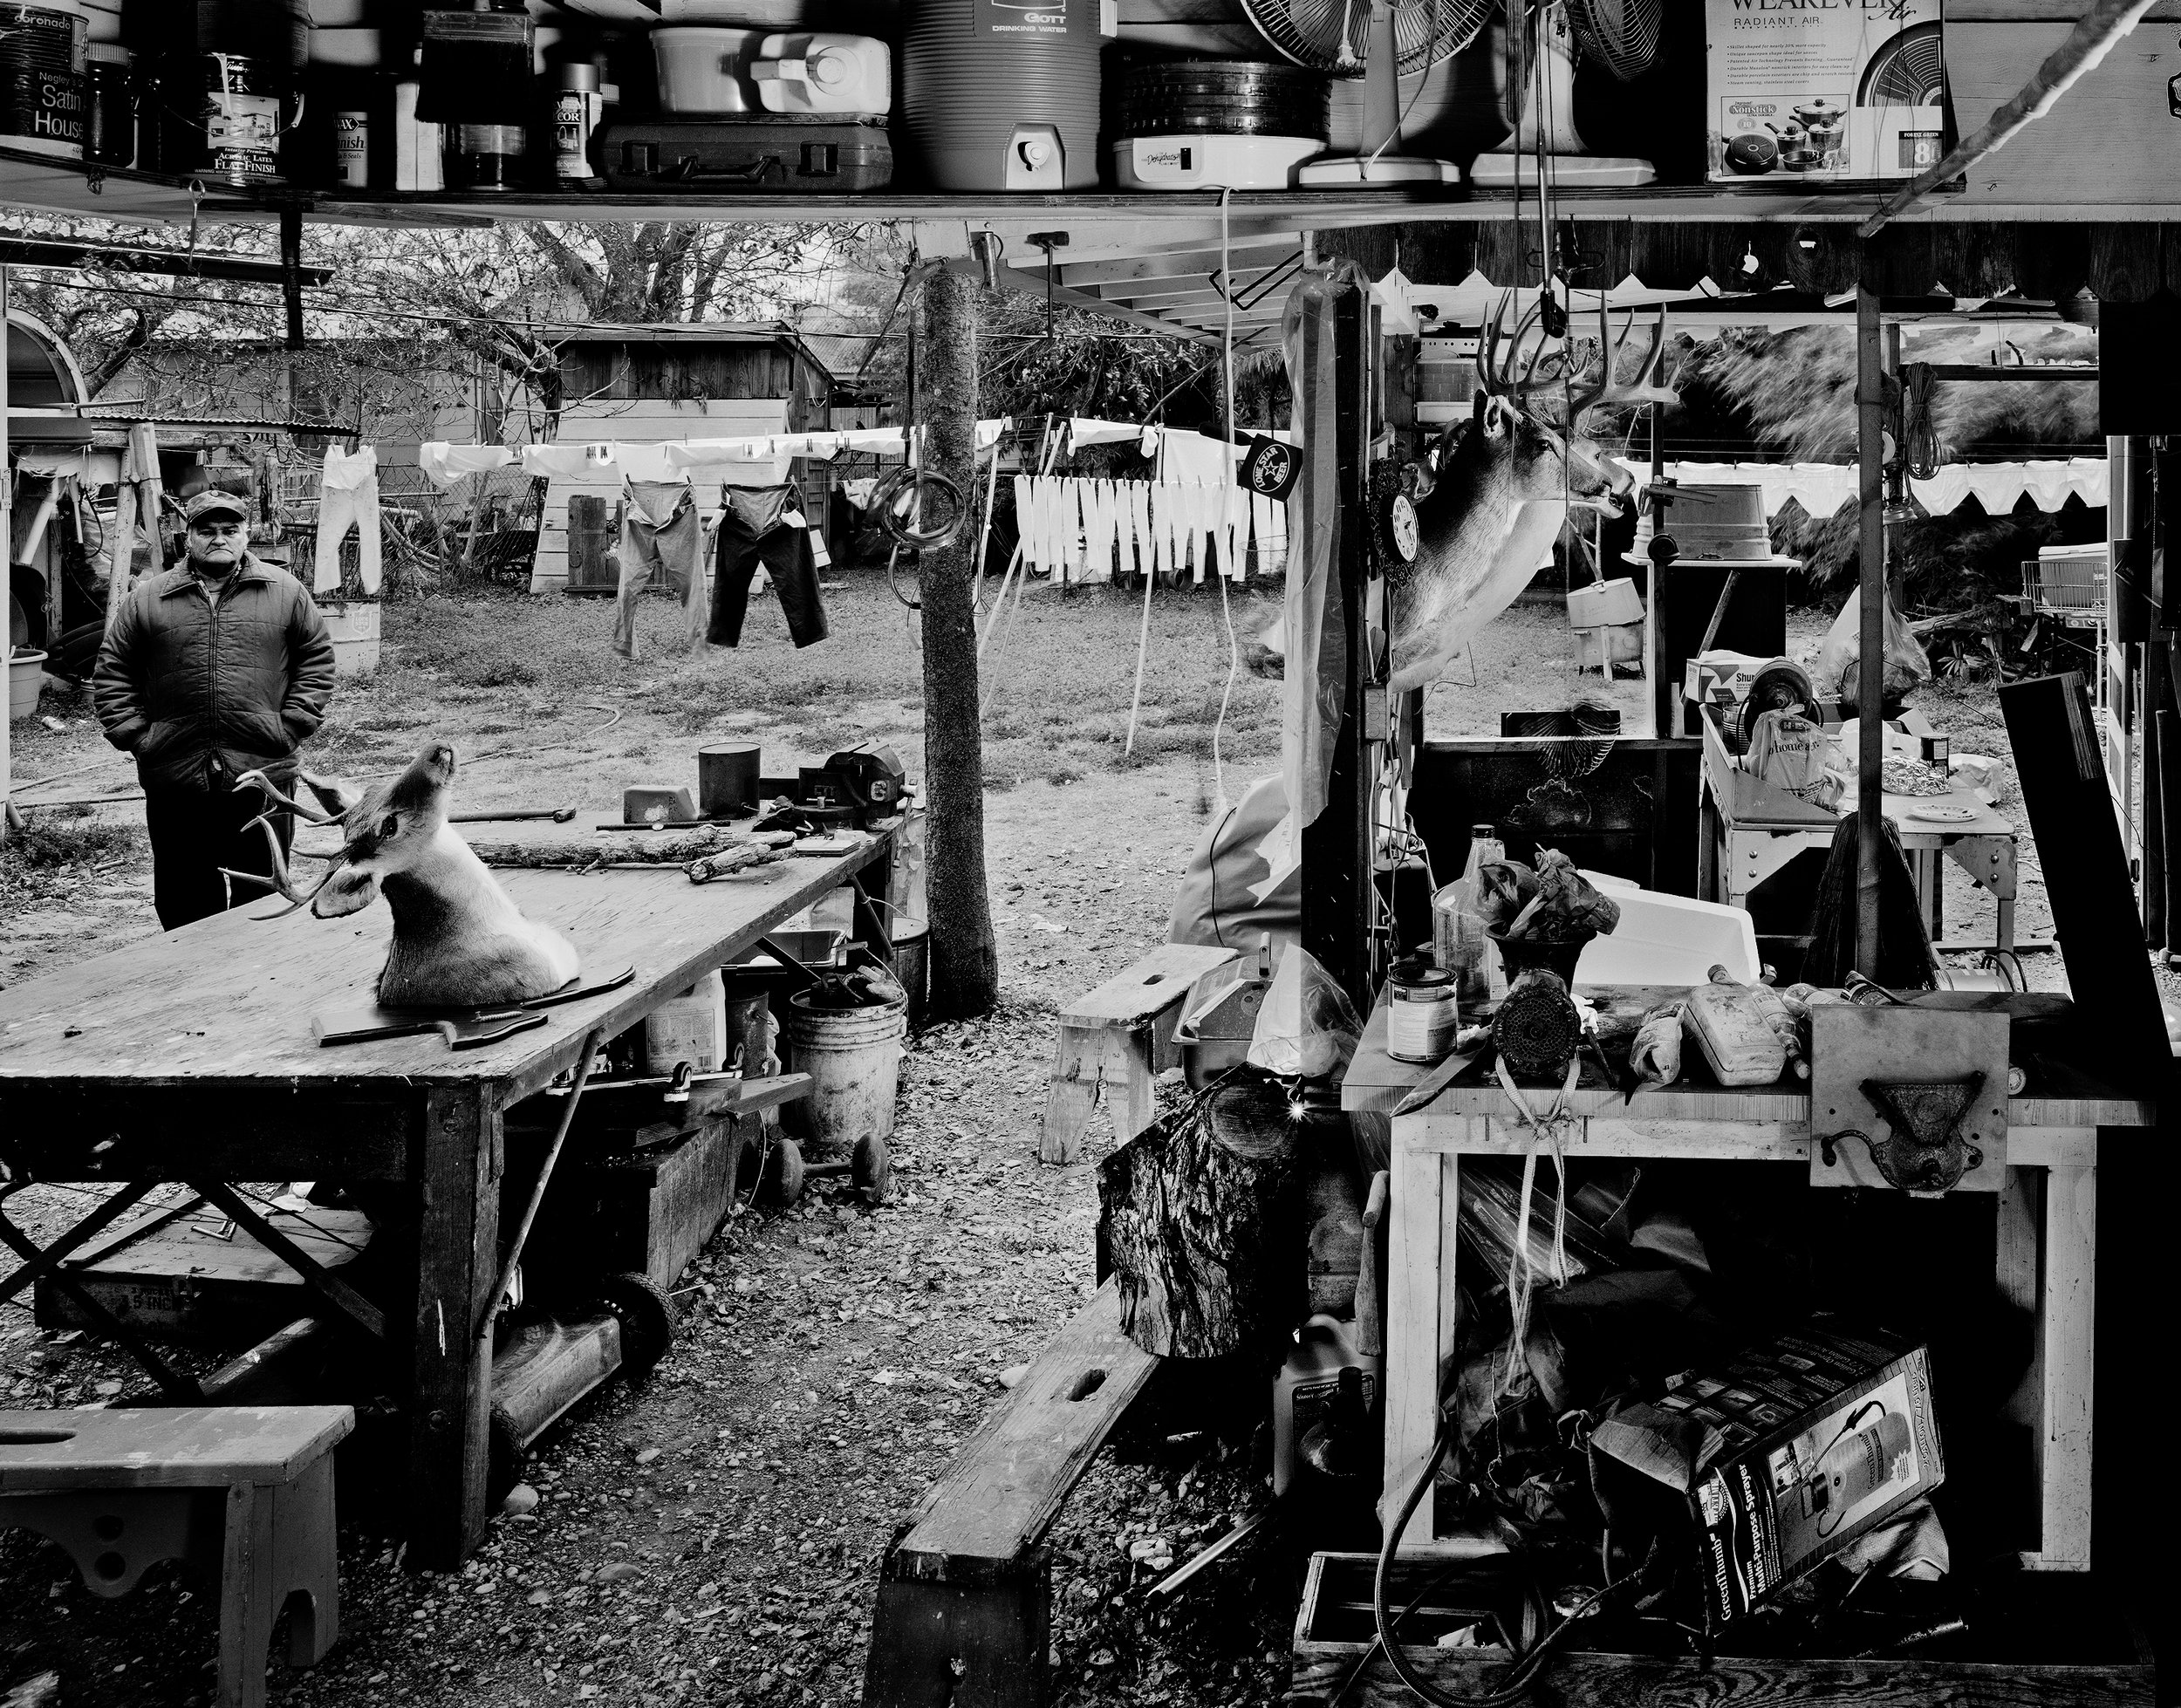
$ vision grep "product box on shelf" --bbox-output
[1706,0,1946,183]
[1590,1323,1945,1629]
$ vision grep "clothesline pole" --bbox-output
[1123,525,1159,757]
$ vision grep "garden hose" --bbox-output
[1367,1407,1644,1707]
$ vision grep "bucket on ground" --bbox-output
[9,649,48,721]
[781,990,906,1148]
[888,914,929,1027]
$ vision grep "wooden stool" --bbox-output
[0,1406,354,1708]
[862,1281,1159,1708]
[1039,944,1238,1165]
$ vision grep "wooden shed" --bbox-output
[531,323,844,595]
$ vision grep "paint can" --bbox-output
[1385,962,1460,1065]
[0,2,85,160]
[199,51,286,183]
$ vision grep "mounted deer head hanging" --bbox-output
[1248,292,1678,693]
[224,741,581,1009]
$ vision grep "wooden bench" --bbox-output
[1039,944,1238,1164]
[862,1281,1159,1708]
[0,1405,353,1708]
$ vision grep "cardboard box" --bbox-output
[1706,0,1946,184]
[1591,1324,1945,1629]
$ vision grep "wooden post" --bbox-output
[1,263,11,844]
[407,1084,502,1568]
[914,265,1001,1018]
[1301,281,1375,1011]
[280,207,306,352]
[1854,285,1887,978]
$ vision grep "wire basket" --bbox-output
[2021,547,2106,615]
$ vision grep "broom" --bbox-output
[1802,813,1939,989]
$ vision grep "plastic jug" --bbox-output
[1273,1315,1379,1497]
[642,967,728,1075]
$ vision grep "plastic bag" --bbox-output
[1248,943,1362,1080]
[1808,586,1931,707]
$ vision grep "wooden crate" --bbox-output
[35,1203,373,1341]
[1287,1553,2155,1707]
[587,1118,755,1291]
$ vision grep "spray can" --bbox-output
[547,60,603,186]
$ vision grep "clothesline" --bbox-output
[414,417,1207,490]
[1611,457,2109,517]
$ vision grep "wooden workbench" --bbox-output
[1343,996,2156,1571]
[0,836,889,1568]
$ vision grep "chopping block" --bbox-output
[1041,945,1237,1165]
[0,1405,353,1708]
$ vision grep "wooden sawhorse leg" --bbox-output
[1380,1141,1461,1553]
[1997,1152,2096,1571]
[407,1084,502,1569]
[1039,1027,1157,1165]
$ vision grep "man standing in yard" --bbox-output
[93,488,337,931]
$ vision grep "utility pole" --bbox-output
[913,265,1000,1017]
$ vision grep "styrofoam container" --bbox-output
[1574,871,1760,987]
[1568,577,1644,628]
[653,24,762,113]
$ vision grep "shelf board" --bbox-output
[0,146,263,226]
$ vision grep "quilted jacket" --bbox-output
[92,557,338,791]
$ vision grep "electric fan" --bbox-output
[1240,0,1495,185]
[1859,21,1944,106]
[1470,0,1663,188]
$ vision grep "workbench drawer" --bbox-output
[1287,1553,2154,1707]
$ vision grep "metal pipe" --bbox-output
[481,1028,603,1341]
[1855,286,1887,978]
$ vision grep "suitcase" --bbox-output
[600,117,892,192]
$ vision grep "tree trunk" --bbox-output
[915,265,1001,1018]
[1097,1080,1302,1359]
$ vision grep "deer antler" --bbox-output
[219,817,345,919]
[1568,303,1679,427]
[1475,293,1572,406]
[230,769,343,825]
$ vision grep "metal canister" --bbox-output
[548,59,603,185]
[1385,963,1460,1066]
[0,2,85,160]
[200,51,285,183]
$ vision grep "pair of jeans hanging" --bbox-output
[708,482,828,649]
[611,480,708,660]
[313,445,382,596]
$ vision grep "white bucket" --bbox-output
[782,992,906,1148]
[653,25,762,113]
[1567,577,1644,629]
[321,602,381,677]
[10,649,48,721]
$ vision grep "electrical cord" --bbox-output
[1371,1406,1650,1707]
[1901,364,1940,481]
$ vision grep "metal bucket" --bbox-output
[888,914,929,1028]
[781,991,906,1148]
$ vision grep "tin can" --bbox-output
[1920,733,1950,767]
[1386,963,1460,1065]
[201,51,284,183]
[549,61,603,184]
[0,2,85,159]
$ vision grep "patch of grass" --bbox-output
[3,810,140,871]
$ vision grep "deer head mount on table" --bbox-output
[224,741,581,1008]
[1248,295,1678,693]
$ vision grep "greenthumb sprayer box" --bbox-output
[1707,0,1947,184]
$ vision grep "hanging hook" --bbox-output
[1028,230,1070,343]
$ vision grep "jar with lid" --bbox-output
[82,40,137,167]
[417,0,535,193]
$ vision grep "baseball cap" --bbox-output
[185,488,249,524]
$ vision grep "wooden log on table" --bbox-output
[1096,1078,1302,1359]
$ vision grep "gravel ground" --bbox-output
[0,574,2116,1705]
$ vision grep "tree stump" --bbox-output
[1097,1079,1302,1359]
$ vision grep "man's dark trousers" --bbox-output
[144,786,293,931]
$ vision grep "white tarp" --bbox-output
[1609,457,2109,518]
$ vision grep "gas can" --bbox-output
[1273,1315,1379,1497]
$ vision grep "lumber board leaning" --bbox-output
[888,1279,1159,1582]
[1286,1647,2156,1707]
